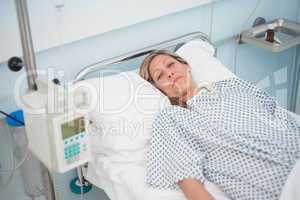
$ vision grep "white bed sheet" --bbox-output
[279,111,300,200]
[87,162,133,200]
[86,113,300,200]
[86,155,230,200]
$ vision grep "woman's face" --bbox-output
[148,54,194,98]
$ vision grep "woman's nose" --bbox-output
[168,72,174,79]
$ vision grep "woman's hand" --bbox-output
[178,178,215,200]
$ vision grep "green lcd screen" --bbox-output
[61,117,85,140]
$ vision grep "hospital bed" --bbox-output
[11,2,298,198]
[72,32,300,200]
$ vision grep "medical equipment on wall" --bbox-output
[239,18,300,52]
[21,79,92,173]
[234,0,300,53]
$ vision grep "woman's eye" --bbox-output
[167,62,175,68]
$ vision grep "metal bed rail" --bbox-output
[74,31,214,82]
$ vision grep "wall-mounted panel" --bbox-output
[0,0,214,63]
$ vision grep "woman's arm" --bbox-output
[178,178,215,200]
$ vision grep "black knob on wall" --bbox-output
[52,78,60,85]
[7,56,24,72]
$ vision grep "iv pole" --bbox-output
[14,0,56,199]
[14,0,37,91]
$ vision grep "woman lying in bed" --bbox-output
[139,50,300,200]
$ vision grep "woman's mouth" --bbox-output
[172,76,182,87]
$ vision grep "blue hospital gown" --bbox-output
[146,78,300,200]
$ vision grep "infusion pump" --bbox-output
[21,80,91,173]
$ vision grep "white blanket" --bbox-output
[86,154,230,200]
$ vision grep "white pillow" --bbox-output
[86,70,169,155]
[175,40,236,83]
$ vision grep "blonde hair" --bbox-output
[139,50,188,83]
[139,50,189,107]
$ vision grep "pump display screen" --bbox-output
[61,117,85,139]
